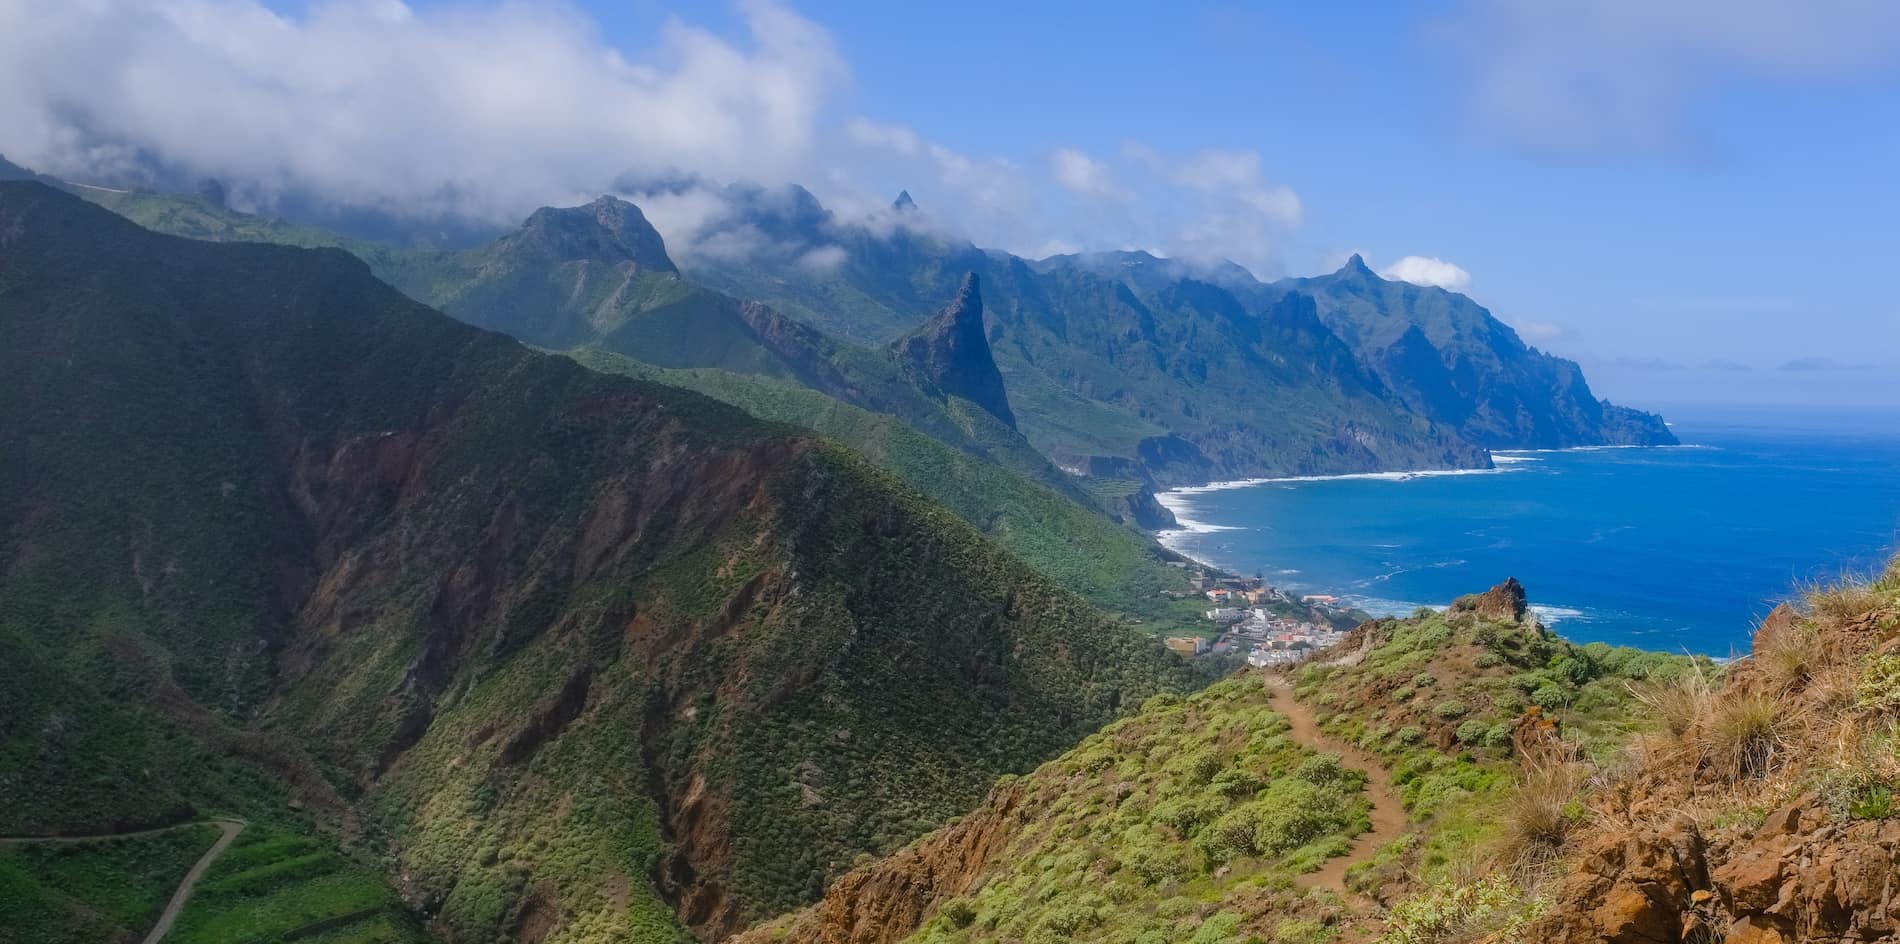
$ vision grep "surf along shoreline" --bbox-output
[1150,447,1671,626]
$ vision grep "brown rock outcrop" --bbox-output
[1452,577,1529,622]
[733,777,1036,944]
[1535,799,1900,944]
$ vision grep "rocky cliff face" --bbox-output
[890,274,1017,429]
[1530,584,1900,944]
[734,777,1036,944]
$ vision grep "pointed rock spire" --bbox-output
[1338,253,1376,279]
[890,273,1016,429]
[892,190,918,212]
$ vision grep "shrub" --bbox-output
[1856,655,1900,713]
[1547,655,1592,686]
[1293,754,1354,789]
[1412,672,1437,689]
[1151,794,1221,833]
[1379,875,1546,944]
[1190,912,1247,944]
[1250,781,1354,855]
[1392,685,1416,702]
[1473,652,1503,669]
[1210,766,1265,799]
[1455,720,1489,744]
[940,899,977,929]
[1275,918,1336,944]
[1395,726,1425,744]
[1433,700,1469,720]
[1531,684,1570,709]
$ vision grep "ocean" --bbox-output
[1155,405,1900,655]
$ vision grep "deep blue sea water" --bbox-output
[1156,406,1900,655]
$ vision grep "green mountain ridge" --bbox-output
[1268,255,1674,450]
[0,181,1196,941]
[52,170,1198,562]
[675,184,1672,480]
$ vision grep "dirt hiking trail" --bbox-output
[1264,674,1405,892]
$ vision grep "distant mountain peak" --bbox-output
[892,190,918,212]
[511,196,677,272]
[890,273,1016,429]
[1337,253,1377,279]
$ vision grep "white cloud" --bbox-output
[1435,0,1900,155]
[1379,255,1473,292]
[0,0,845,222]
[1048,147,1124,201]
[844,117,922,158]
[795,244,847,271]
[0,0,1306,276]
[1509,319,1564,344]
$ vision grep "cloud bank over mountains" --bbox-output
[0,0,1310,276]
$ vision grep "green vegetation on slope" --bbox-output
[2,180,1196,941]
[1287,585,1705,939]
[743,583,1710,944]
[169,825,426,944]
[0,823,221,944]
[569,352,1199,625]
[906,678,1371,944]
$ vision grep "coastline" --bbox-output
[1153,460,1534,543]
[1150,446,1698,634]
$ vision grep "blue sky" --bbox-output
[6,0,1899,406]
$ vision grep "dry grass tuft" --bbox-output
[1752,609,1819,694]
[1499,743,1583,869]
[1631,663,1714,740]
[1702,689,1793,782]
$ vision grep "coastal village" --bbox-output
[1159,565,1351,667]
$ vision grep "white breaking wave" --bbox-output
[1494,443,1714,455]
[1161,464,1526,498]
[1528,604,1589,625]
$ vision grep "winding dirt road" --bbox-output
[1,818,245,943]
[140,819,244,944]
[1264,674,1405,892]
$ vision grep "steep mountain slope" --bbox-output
[747,561,1900,944]
[567,352,1194,621]
[889,274,1017,430]
[736,675,1377,944]
[681,186,1674,474]
[681,187,1486,486]
[1270,256,1675,449]
[67,180,1129,520]
[0,181,1196,941]
[741,581,1701,944]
